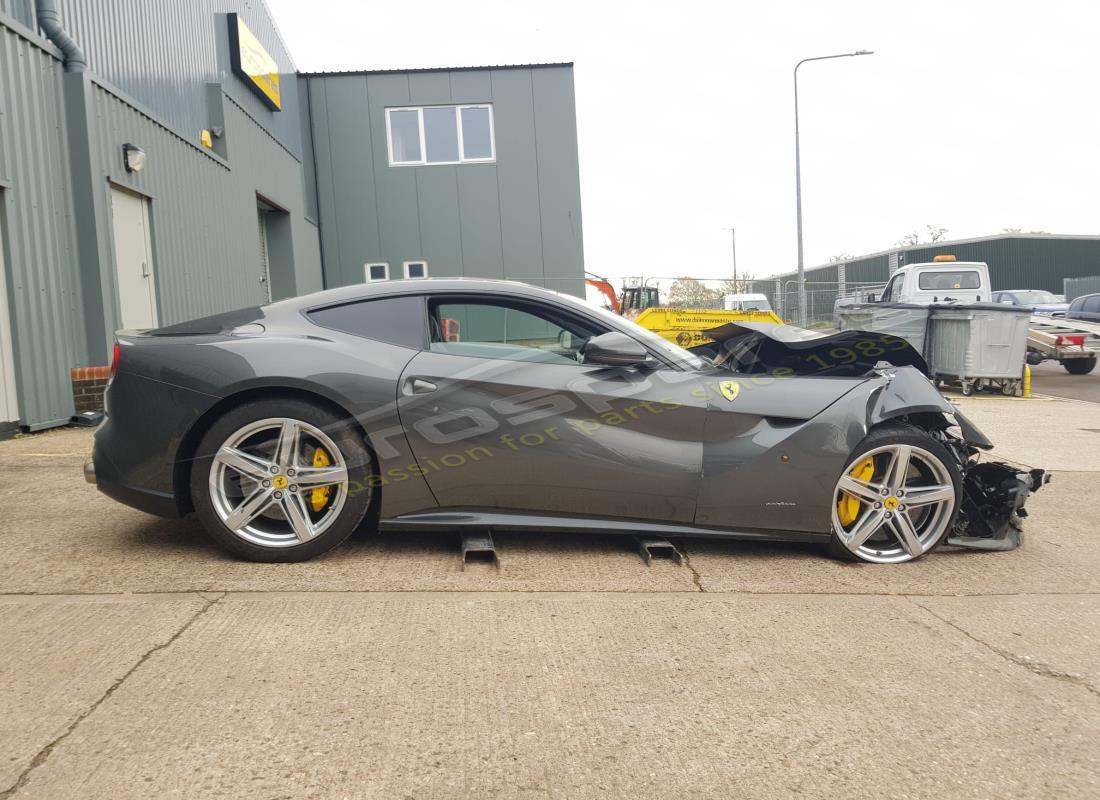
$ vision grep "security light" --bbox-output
[122,143,146,173]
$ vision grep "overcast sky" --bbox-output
[268,0,1100,283]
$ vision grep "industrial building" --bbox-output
[0,1,584,434]
[750,233,1100,323]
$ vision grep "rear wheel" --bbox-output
[829,425,961,564]
[191,399,375,562]
[1063,357,1096,375]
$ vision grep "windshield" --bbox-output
[1012,291,1061,304]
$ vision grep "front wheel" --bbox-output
[829,425,961,564]
[191,399,375,562]
[1063,357,1096,375]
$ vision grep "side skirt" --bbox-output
[379,509,830,544]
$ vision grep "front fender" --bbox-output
[868,366,992,450]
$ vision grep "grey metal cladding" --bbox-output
[89,82,323,326]
[305,65,585,294]
[491,68,545,285]
[26,0,303,157]
[531,66,584,297]
[0,22,82,429]
[0,0,33,27]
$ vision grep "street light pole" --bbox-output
[794,49,873,326]
[726,227,738,292]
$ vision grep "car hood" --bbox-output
[700,321,930,377]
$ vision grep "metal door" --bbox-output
[109,187,158,329]
[0,212,18,424]
[257,209,272,302]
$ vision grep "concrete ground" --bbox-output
[1029,359,1100,403]
[0,396,1097,799]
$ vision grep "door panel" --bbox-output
[396,351,708,522]
[110,187,157,329]
[0,213,17,424]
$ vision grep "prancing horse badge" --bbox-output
[719,380,740,402]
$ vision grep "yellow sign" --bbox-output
[719,380,741,402]
[228,14,281,111]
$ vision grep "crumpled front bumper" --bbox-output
[948,462,1050,551]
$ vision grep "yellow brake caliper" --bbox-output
[310,446,332,512]
[838,457,875,527]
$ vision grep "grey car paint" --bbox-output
[93,278,1012,544]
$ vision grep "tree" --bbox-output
[895,225,948,247]
[668,278,723,307]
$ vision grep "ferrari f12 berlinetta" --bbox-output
[87,279,1045,564]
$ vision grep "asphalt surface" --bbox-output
[1029,359,1100,403]
[1,396,1098,799]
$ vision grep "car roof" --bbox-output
[265,277,583,313]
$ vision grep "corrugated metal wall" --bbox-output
[306,66,585,296]
[17,0,303,157]
[0,0,31,26]
[88,80,321,326]
[1064,275,1100,300]
[0,21,83,428]
[0,10,322,430]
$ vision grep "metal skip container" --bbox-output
[925,304,1032,396]
[835,303,932,354]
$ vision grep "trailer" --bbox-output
[1026,315,1100,374]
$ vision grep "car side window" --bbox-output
[428,298,606,366]
[308,295,427,349]
[1085,297,1100,314]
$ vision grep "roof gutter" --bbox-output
[35,0,86,72]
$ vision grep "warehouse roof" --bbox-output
[298,62,573,77]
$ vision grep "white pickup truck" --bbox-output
[870,259,991,304]
[841,258,1098,375]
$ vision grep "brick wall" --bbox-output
[71,366,111,413]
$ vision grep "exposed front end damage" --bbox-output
[951,463,1049,551]
[698,321,1049,553]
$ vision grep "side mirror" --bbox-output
[867,293,877,303]
[583,331,649,367]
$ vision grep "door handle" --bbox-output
[141,261,150,278]
[405,378,437,395]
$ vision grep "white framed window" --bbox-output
[403,260,428,279]
[365,262,389,282]
[386,105,495,166]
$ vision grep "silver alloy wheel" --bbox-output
[208,417,349,548]
[831,443,956,564]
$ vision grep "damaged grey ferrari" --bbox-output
[88,279,1046,564]
[697,320,1049,560]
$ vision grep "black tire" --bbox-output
[827,423,963,563]
[1062,357,1097,375]
[191,398,375,562]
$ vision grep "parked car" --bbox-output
[1066,293,1100,323]
[992,290,1068,316]
[87,279,1044,565]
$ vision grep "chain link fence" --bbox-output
[744,280,886,328]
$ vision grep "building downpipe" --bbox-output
[35,0,86,72]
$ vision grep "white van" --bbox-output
[722,293,773,312]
